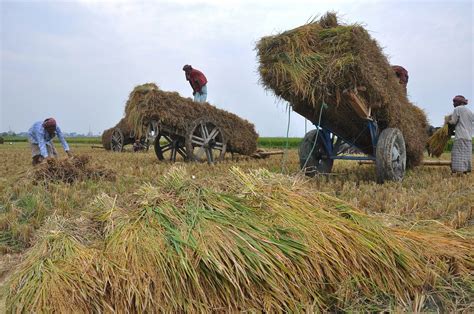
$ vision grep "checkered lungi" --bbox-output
[451,139,472,172]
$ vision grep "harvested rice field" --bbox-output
[0,143,472,312]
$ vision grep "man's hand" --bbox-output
[66,150,72,157]
[444,115,452,124]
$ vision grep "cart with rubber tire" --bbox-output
[298,90,407,183]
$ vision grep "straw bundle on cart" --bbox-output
[124,83,258,156]
[101,118,133,150]
[256,12,428,167]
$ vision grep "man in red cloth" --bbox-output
[183,64,208,103]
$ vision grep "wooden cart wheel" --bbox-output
[299,129,333,176]
[376,128,406,184]
[111,128,124,152]
[154,131,187,162]
[185,119,227,164]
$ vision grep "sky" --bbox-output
[1,0,473,137]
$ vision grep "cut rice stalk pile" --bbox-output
[31,155,116,184]
[124,83,259,156]
[7,168,473,312]
[256,12,429,167]
[6,217,104,313]
[427,124,450,157]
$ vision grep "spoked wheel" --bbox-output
[376,128,406,184]
[154,131,187,162]
[186,119,227,164]
[299,129,334,177]
[111,128,124,152]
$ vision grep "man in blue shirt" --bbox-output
[28,118,71,165]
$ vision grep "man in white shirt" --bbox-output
[446,95,474,173]
[28,118,71,165]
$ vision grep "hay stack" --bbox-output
[6,217,104,312]
[124,83,258,156]
[256,12,428,167]
[101,128,113,150]
[31,155,116,184]
[427,124,450,157]
[8,167,473,312]
[101,118,134,150]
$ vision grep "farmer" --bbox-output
[183,64,208,103]
[391,65,409,94]
[445,95,473,174]
[28,118,71,166]
[133,139,145,152]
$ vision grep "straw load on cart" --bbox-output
[102,84,259,163]
[101,118,134,151]
[257,12,428,169]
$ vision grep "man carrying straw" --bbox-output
[28,118,72,166]
[445,95,473,174]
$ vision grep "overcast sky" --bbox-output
[1,0,473,137]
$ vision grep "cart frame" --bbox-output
[299,91,407,183]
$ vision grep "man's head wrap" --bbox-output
[42,118,57,129]
[453,95,468,106]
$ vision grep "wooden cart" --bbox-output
[110,117,227,164]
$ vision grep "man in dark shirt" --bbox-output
[183,64,208,103]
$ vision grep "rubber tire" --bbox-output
[376,128,406,184]
[299,129,334,177]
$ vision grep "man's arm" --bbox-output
[189,71,203,93]
[37,134,49,157]
[448,108,459,125]
[193,78,202,93]
[56,126,70,153]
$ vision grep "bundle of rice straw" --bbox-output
[124,83,259,156]
[31,155,116,183]
[427,124,450,157]
[101,118,134,150]
[256,12,428,167]
[8,167,473,312]
[6,217,104,313]
[101,128,113,150]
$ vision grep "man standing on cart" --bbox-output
[183,64,208,103]
[446,95,473,174]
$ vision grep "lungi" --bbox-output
[451,139,472,172]
[30,142,58,158]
